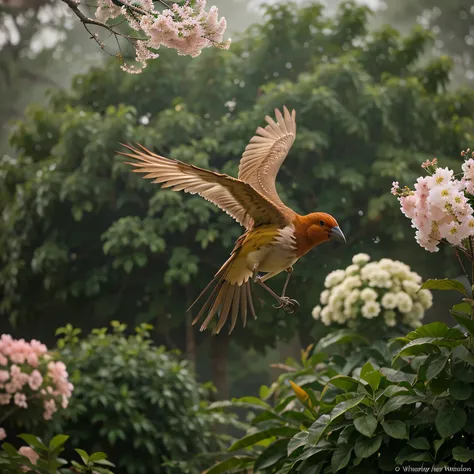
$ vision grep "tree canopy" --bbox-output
[1,0,474,395]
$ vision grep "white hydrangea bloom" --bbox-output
[313,254,430,329]
[381,292,398,309]
[320,289,330,305]
[324,270,346,288]
[361,301,381,319]
[360,288,378,301]
[341,276,362,291]
[383,310,397,327]
[345,264,359,275]
[320,306,332,326]
[312,305,321,320]
[418,289,433,309]
[402,280,420,296]
[352,253,370,265]
[397,292,413,313]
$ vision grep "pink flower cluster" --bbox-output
[93,0,230,74]
[392,151,474,252]
[0,335,73,440]
[18,446,39,472]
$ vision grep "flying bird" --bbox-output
[120,106,345,335]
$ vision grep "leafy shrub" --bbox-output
[0,433,114,473]
[211,318,474,473]
[49,322,236,474]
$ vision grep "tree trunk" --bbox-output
[210,334,230,400]
[185,286,197,373]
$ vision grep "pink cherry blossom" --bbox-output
[0,335,72,424]
[18,446,39,471]
[14,392,27,408]
[94,0,230,74]
[393,154,474,252]
[28,370,43,391]
[0,428,6,440]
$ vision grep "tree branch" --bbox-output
[60,0,145,43]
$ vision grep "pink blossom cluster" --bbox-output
[93,0,230,74]
[392,151,474,252]
[0,335,73,440]
[18,446,39,472]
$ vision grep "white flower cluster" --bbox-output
[312,254,433,329]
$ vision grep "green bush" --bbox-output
[0,433,114,474]
[48,322,236,474]
[211,316,474,472]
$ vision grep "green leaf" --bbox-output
[381,420,408,439]
[378,395,422,416]
[419,278,468,296]
[90,452,108,462]
[380,386,409,398]
[325,375,366,392]
[354,415,377,438]
[435,405,467,438]
[396,450,433,464]
[360,362,382,391]
[75,448,90,464]
[380,368,415,384]
[287,432,308,456]
[449,380,472,400]
[205,457,251,474]
[331,443,352,473]
[231,396,271,410]
[452,446,474,462]
[425,353,449,381]
[407,437,430,450]
[2,443,18,456]
[393,337,440,360]
[452,302,472,316]
[412,322,464,338]
[259,385,270,399]
[94,458,116,467]
[315,329,368,351]
[451,311,474,337]
[434,439,444,456]
[17,434,47,451]
[254,439,288,471]
[453,345,474,366]
[354,435,382,458]
[308,414,330,445]
[49,434,69,450]
[228,427,298,452]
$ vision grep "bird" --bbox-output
[119,106,346,335]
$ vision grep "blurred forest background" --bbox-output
[1,0,474,402]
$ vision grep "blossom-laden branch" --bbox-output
[392,150,474,254]
[60,0,230,73]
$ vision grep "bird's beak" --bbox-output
[330,226,346,243]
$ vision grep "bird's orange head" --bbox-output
[306,212,346,245]
[293,212,346,257]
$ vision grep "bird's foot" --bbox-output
[273,296,300,314]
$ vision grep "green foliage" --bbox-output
[2,1,474,353]
[46,322,236,474]
[213,316,474,472]
[0,433,114,474]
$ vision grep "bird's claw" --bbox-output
[273,297,300,314]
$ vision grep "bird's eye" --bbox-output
[319,220,325,227]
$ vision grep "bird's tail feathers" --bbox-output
[188,256,256,335]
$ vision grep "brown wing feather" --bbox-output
[238,106,297,220]
[119,143,289,229]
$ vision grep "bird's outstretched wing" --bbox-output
[238,106,297,219]
[120,144,290,228]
